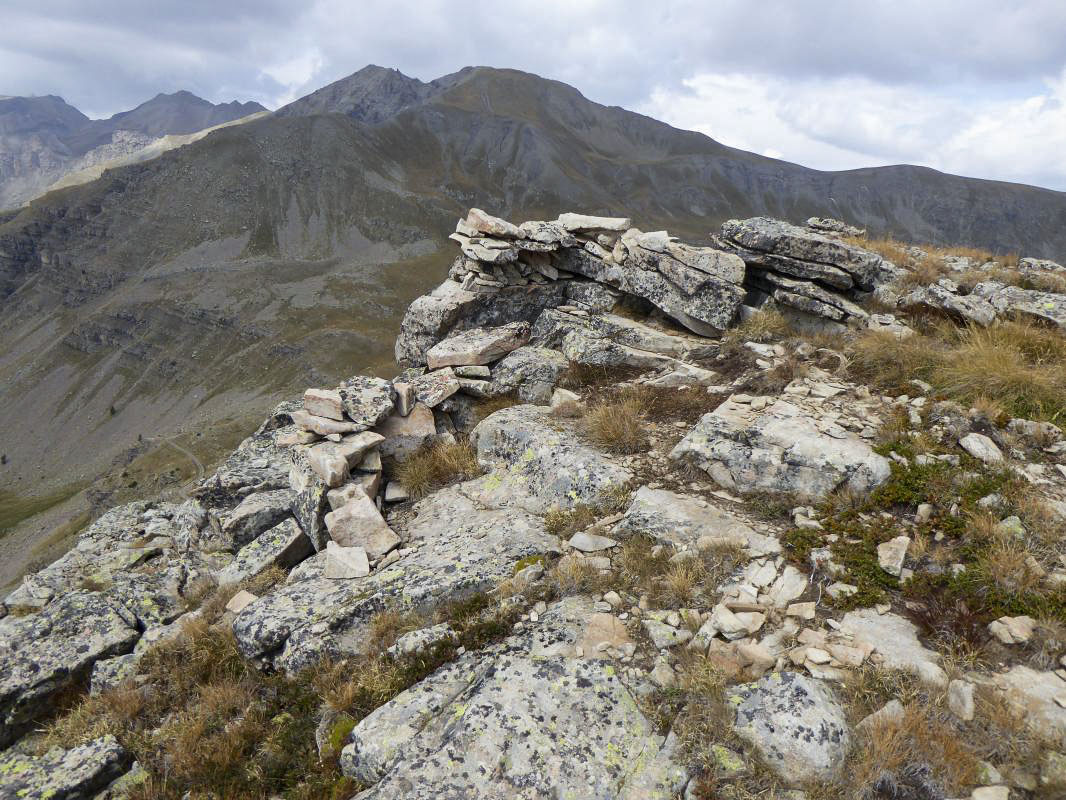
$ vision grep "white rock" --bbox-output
[384,482,410,503]
[840,609,947,687]
[324,491,400,559]
[971,787,1009,800]
[425,322,530,369]
[959,433,1004,464]
[948,679,975,721]
[466,208,521,238]
[988,615,1036,644]
[767,566,808,608]
[856,699,905,732]
[877,535,911,577]
[225,590,258,614]
[556,212,633,232]
[323,542,370,579]
[568,532,618,552]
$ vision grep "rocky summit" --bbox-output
[2,207,1066,800]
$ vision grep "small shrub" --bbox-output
[396,440,481,499]
[726,307,790,343]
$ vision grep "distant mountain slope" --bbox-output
[0,91,267,209]
[1,64,1065,587]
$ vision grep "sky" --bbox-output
[3,0,1066,190]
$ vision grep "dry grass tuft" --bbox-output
[396,439,482,499]
[851,320,1066,420]
[547,555,614,596]
[557,362,642,390]
[583,392,647,453]
[727,307,790,343]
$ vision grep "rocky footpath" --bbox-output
[2,209,1066,799]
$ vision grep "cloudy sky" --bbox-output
[4,0,1066,190]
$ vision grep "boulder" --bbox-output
[731,671,851,783]
[289,448,331,551]
[466,208,521,238]
[1,591,140,746]
[322,542,371,579]
[556,212,633,232]
[425,321,531,369]
[989,665,1066,740]
[340,600,684,799]
[218,488,296,550]
[877,535,910,577]
[721,217,888,290]
[0,735,131,800]
[671,397,891,501]
[410,367,461,407]
[337,376,395,429]
[972,281,1066,329]
[470,404,633,512]
[488,345,568,403]
[192,427,292,512]
[900,281,997,326]
[394,278,567,367]
[217,518,313,585]
[324,490,400,559]
[615,486,779,556]
[959,432,1004,464]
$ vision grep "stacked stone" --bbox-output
[444,208,748,337]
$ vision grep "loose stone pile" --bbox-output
[3,208,1066,798]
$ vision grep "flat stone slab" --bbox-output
[839,609,947,687]
[988,665,1066,740]
[338,376,395,430]
[425,321,531,369]
[1,591,140,746]
[0,735,130,799]
[615,486,779,556]
[470,404,633,513]
[731,671,851,784]
[671,397,891,501]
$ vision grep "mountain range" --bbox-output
[2,63,1066,588]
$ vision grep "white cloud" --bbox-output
[639,70,1066,190]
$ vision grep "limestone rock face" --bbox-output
[731,671,851,783]
[425,321,531,368]
[470,404,633,512]
[671,397,891,501]
[0,735,131,799]
[0,591,140,746]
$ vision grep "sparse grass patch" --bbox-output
[395,439,482,499]
[557,361,642,390]
[624,384,721,423]
[471,392,519,423]
[852,320,1066,420]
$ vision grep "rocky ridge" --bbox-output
[2,209,1065,798]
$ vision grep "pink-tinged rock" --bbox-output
[466,208,521,238]
[374,402,438,464]
[303,388,345,421]
[323,542,370,579]
[324,491,400,559]
[292,409,360,436]
[425,322,530,369]
[393,381,416,416]
[307,444,350,488]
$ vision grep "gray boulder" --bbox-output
[671,397,891,501]
[972,280,1066,329]
[192,426,292,512]
[900,281,997,326]
[470,405,633,512]
[217,518,313,585]
[338,376,395,429]
[218,488,295,550]
[0,735,131,799]
[425,321,531,369]
[394,277,567,367]
[732,671,851,783]
[488,345,568,403]
[1,591,139,746]
[721,217,888,290]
